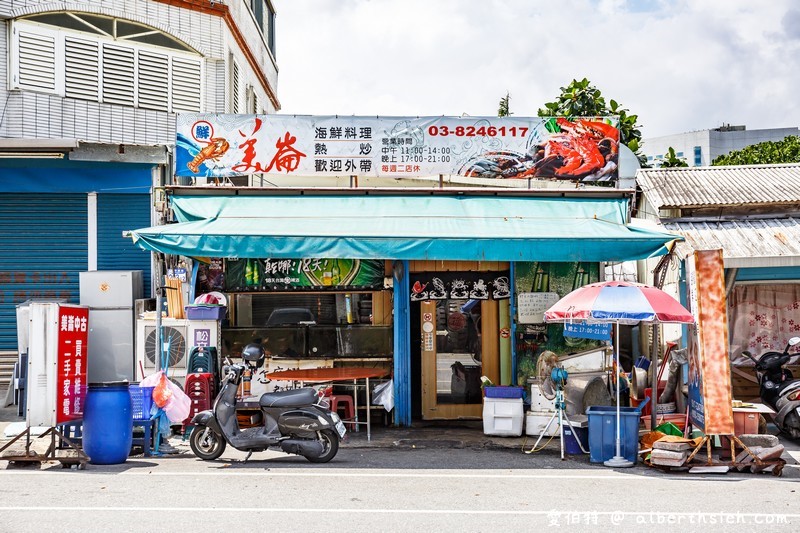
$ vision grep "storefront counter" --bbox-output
[221,325,393,360]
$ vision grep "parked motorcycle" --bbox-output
[742,336,800,439]
[189,343,346,463]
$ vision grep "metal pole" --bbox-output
[155,287,163,373]
[650,324,659,430]
[615,322,621,457]
[605,321,634,467]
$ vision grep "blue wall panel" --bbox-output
[0,194,88,350]
[97,194,152,295]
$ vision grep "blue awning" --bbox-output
[130,193,680,261]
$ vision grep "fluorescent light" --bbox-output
[0,152,66,159]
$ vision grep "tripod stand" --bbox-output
[526,369,588,460]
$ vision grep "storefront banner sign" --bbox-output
[517,292,560,323]
[410,272,511,301]
[56,306,89,424]
[563,322,612,341]
[225,258,385,291]
[686,249,735,435]
[176,114,620,183]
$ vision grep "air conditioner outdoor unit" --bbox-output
[135,318,220,386]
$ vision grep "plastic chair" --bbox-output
[322,386,355,430]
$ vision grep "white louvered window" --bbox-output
[65,37,99,101]
[12,19,203,113]
[102,44,135,106]
[138,51,169,111]
[16,30,56,92]
[172,57,202,112]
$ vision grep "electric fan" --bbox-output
[527,351,587,459]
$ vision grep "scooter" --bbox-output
[189,344,346,463]
[742,336,800,439]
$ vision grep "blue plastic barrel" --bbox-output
[83,381,133,465]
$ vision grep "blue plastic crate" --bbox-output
[586,406,641,464]
[185,305,227,320]
[130,385,155,421]
[484,386,525,399]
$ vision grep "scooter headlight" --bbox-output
[317,415,332,427]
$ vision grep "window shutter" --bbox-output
[232,61,241,113]
[102,44,135,106]
[171,57,201,112]
[17,31,56,92]
[138,50,169,111]
[65,37,99,101]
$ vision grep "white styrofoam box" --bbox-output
[525,410,561,437]
[528,380,556,412]
[483,397,524,437]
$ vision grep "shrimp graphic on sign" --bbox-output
[187,120,230,174]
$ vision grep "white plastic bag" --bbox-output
[162,378,191,423]
[371,379,394,412]
[139,371,191,423]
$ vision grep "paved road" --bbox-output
[1,446,799,532]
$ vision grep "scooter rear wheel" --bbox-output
[304,429,339,463]
[190,427,227,460]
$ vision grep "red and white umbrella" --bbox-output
[544,280,694,467]
[544,280,694,325]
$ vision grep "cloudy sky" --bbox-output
[273,0,799,140]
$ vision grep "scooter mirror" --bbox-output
[788,337,800,347]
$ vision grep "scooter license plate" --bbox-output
[335,419,347,438]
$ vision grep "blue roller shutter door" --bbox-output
[97,194,152,295]
[0,194,88,350]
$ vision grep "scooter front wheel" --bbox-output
[304,429,339,464]
[190,427,227,460]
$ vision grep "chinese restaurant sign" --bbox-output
[56,306,88,424]
[225,258,385,291]
[176,114,620,183]
[686,249,734,434]
[410,271,511,301]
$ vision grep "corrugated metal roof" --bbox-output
[637,164,800,210]
[664,217,800,267]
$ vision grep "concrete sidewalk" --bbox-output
[3,403,799,465]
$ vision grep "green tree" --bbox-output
[659,147,688,168]
[498,92,512,117]
[712,135,800,165]
[538,78,645,165]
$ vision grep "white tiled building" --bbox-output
[643,125,799,167]
[0,0,280,370]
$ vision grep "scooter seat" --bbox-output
[259,387,318,408]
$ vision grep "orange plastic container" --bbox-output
[641,413,687,431]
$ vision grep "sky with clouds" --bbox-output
[273,0,800,140]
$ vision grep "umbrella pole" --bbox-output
[605,321,634,468]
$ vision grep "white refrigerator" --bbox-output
[79,271,143,383]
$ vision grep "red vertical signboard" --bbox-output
[56,306,89,424]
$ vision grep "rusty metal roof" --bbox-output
[636,164,800,210]
[664,217,800,267]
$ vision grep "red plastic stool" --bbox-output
[321,387,355,430]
